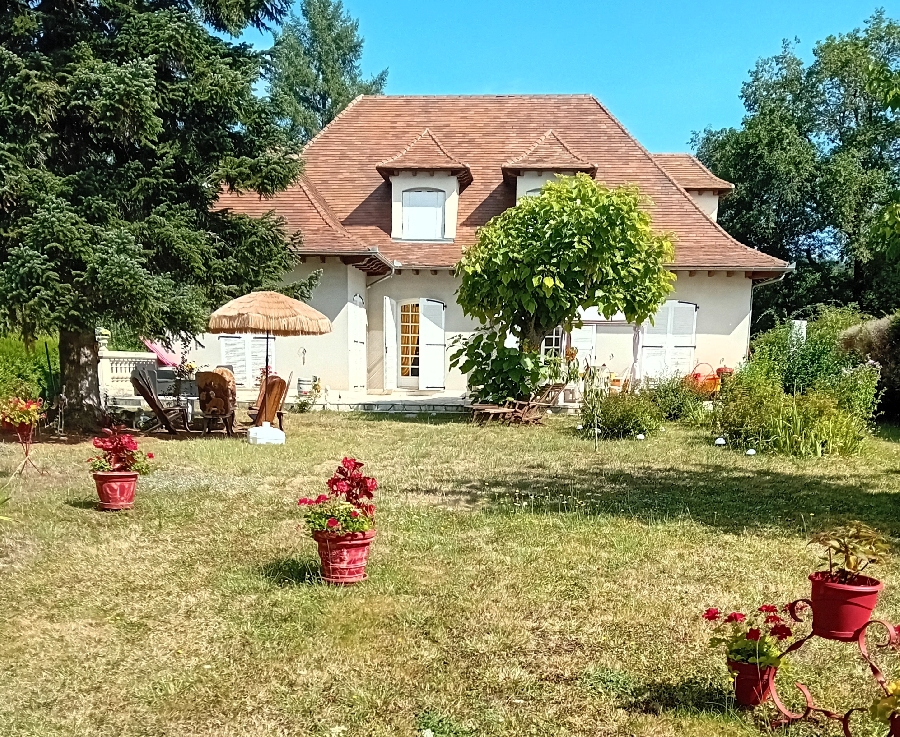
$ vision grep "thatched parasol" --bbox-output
[208,291,332,386]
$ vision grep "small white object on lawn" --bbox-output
[248,421,285,445]
[636,433,646,440]
[715,437,726,446]
[576,424,583,431]
[746,448,757,456]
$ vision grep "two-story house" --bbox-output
[192,95,791,400]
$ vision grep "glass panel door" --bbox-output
[399,302,420,387]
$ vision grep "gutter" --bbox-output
[367,261,399,289]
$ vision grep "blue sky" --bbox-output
[242,1,900,152]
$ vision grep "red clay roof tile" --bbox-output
[652,153,734,193]
[502,130,596,175]
[220,95,788,273]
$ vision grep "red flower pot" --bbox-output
[809,571,883,641]
[312,529,376,585]
[92,472,138,511]
[1,420,32,437]
[727,660,776,707]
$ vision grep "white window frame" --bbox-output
[402,188,446,240]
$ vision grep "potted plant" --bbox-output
[703,605,795,707]
[87,426,153,510]
[298,457,376,585]
[871,681,900,736]
[808,522,890,641]
[0,396,44,439]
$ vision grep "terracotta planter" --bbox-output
[92,472,138,511]
[728,659,776,707]
[312,529,376,585]
[809,571,883,641]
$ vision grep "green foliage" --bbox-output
[0,335,58,400]
[645,375,705,421]
[842,312,900,417]
[714,377,870,457]
[449,328,543,403]
[268,0,387,142]
[704,606,794,668]
[809,521,891,582]
[580,392,662,440]
[415,712,475,737]
[456,174,674,348]
[0,0,304,417]
[301,499,371,533]
[693,11,900,328]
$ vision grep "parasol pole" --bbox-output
[264,328,270,398]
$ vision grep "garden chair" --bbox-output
[130,368,190,435]
[249,376,288,430]
[470,402,517,424]
[506,382,567,425]
[196,370,236,437]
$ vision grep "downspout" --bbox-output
[746,264,794,357]
[367,261,398,289]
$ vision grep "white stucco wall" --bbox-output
[366,270,475,392]
[669,270,751,370]
[515,170,576,200]
[686,190,720,222]
[389,172,459,240]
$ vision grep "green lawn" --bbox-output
[2,414,900,737]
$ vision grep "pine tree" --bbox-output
[268,0,387,142]
[0,0,313,429]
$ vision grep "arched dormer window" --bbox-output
[525,187,543,197]
[402,188,446,240]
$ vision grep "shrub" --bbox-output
[581,391,662,439]
[297,457,377,534]
[842,313,900,418]
[645,375,705,421]
[0,335,59,401]
[714,378,870,456]
[449,327,545,404]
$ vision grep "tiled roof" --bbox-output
[652,153,734,193]
[502,130,596,175]
[220,95,788,273]
[216,175,392,273]
[376,128,472,187]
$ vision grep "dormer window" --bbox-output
[376,128,472,243]
[502,130,597,200]
[402,188,446,240]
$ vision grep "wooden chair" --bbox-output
[196,370,236,437]
[507,382,567,425]
[130,368,190,435]
[249,376,288,430]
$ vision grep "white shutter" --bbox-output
[569,325,595,364]
[640,301,698,378]
[402,190,445,240]
[383,297,397,391]
[220,336,247,386]
[250,335,275,385]
[418,298,446,390]
[671,302,698,375]
[349,303,367,390]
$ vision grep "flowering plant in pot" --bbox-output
[87,426,153,510]
[297,457,376,585]
[704,605,795,707]
[807,521,891,641]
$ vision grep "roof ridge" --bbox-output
[586,96,786,268]
[302,94,366,156]
[297,175,367,249]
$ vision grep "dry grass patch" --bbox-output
[1,414,899,736]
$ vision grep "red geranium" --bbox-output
[724,612,746,623]
[703,608,720,621]
[704,602,797,668]
[87,426,152,474]
[758,604,778,613]
[297,457,377,534]
[746,628,762,641]
[770,624,793,641]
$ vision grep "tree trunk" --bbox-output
[59,328,102,432]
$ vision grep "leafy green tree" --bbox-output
[456,173,674,350]
[268,0,387,142]
[693,11,900,329]
[0,0,313,429]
